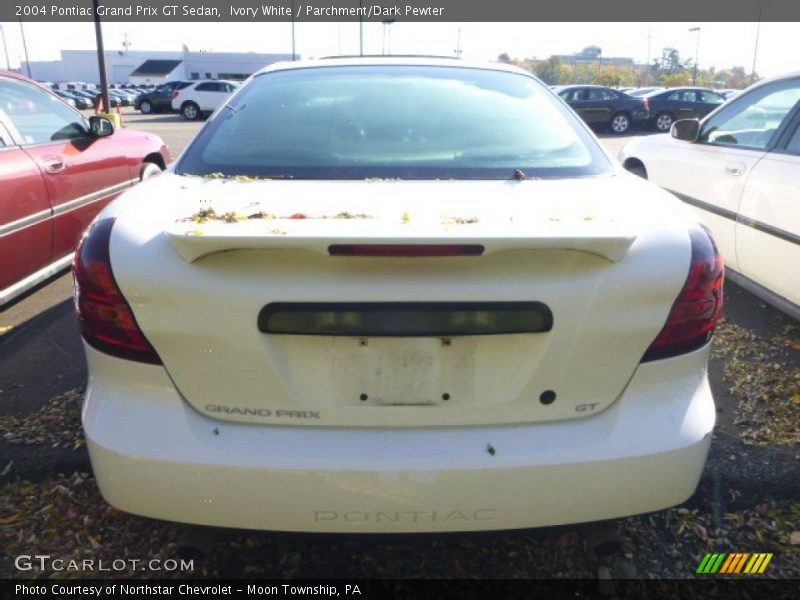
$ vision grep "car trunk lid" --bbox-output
[110,174,691,428]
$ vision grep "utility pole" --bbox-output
[751,8,762,83]
[689,26,701,86]
[18,18,31,77]
[92,0,110,114]
[122,32,132,55]
[644,27,651,85]
[455,27,462,58]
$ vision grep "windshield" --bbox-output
[176,65,611,180]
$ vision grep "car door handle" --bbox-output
[41,156,66,173]
[725,163,746,176]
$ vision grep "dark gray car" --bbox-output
[643,87,726,132]
[134,81,192,114]
[558,85,650,134]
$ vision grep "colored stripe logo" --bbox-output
[696,553,773,574]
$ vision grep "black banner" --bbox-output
[3,0,800,22]
[3,579,800,600]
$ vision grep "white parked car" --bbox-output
[171,79,239,120]
[620,72,800,320]
[76,58,721,533]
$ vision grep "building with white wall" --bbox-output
[23,50,294,84]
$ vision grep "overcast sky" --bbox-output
[0,21,796,78]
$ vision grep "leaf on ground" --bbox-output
[0,513,24,526]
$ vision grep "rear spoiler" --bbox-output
[164,219,636,262]
[165,222,637,263]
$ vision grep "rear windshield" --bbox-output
[176,65,611,180]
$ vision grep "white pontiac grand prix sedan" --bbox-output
[75,57,722,532]
[620,71,800,320]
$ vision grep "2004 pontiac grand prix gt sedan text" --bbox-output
[74,58,723,532]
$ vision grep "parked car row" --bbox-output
[557,84,727,133]
[0,71,171,306]
[622,86,740,100]
[53,89,94,109]
[620,70,800,320]
[37,77,242,118]
[40,82,140,110]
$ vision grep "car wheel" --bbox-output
[139,100,152,114]
[139,161,163,181]
[655,112,674,132]
[182,102,200,120]
[610,113,630,134]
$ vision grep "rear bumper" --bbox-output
[83,344,714,532]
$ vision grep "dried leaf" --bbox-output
[0,513,24,525]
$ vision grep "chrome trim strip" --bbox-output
[51,178,136,218]
[669,189,800,247]
[0,178,137,237]
[669,190,739,222]
[0,208,52,236]
[0,253,73,308]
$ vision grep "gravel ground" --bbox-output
[1,304,799,581]
[711,318,800,448]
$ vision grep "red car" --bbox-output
[0,71,171,306]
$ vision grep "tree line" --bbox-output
[499,48,758,90]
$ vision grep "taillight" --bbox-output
[172,90,180,98]
[73,218,162,365]
[641,225,723,362]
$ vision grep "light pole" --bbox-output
[290,0,296,60]
[92,0,110,114]
[689,26,701,86]
[18,18,32,77]
[751,8,762,83]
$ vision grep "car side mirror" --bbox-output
[88,115,114,138]
[671,119,700,142]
